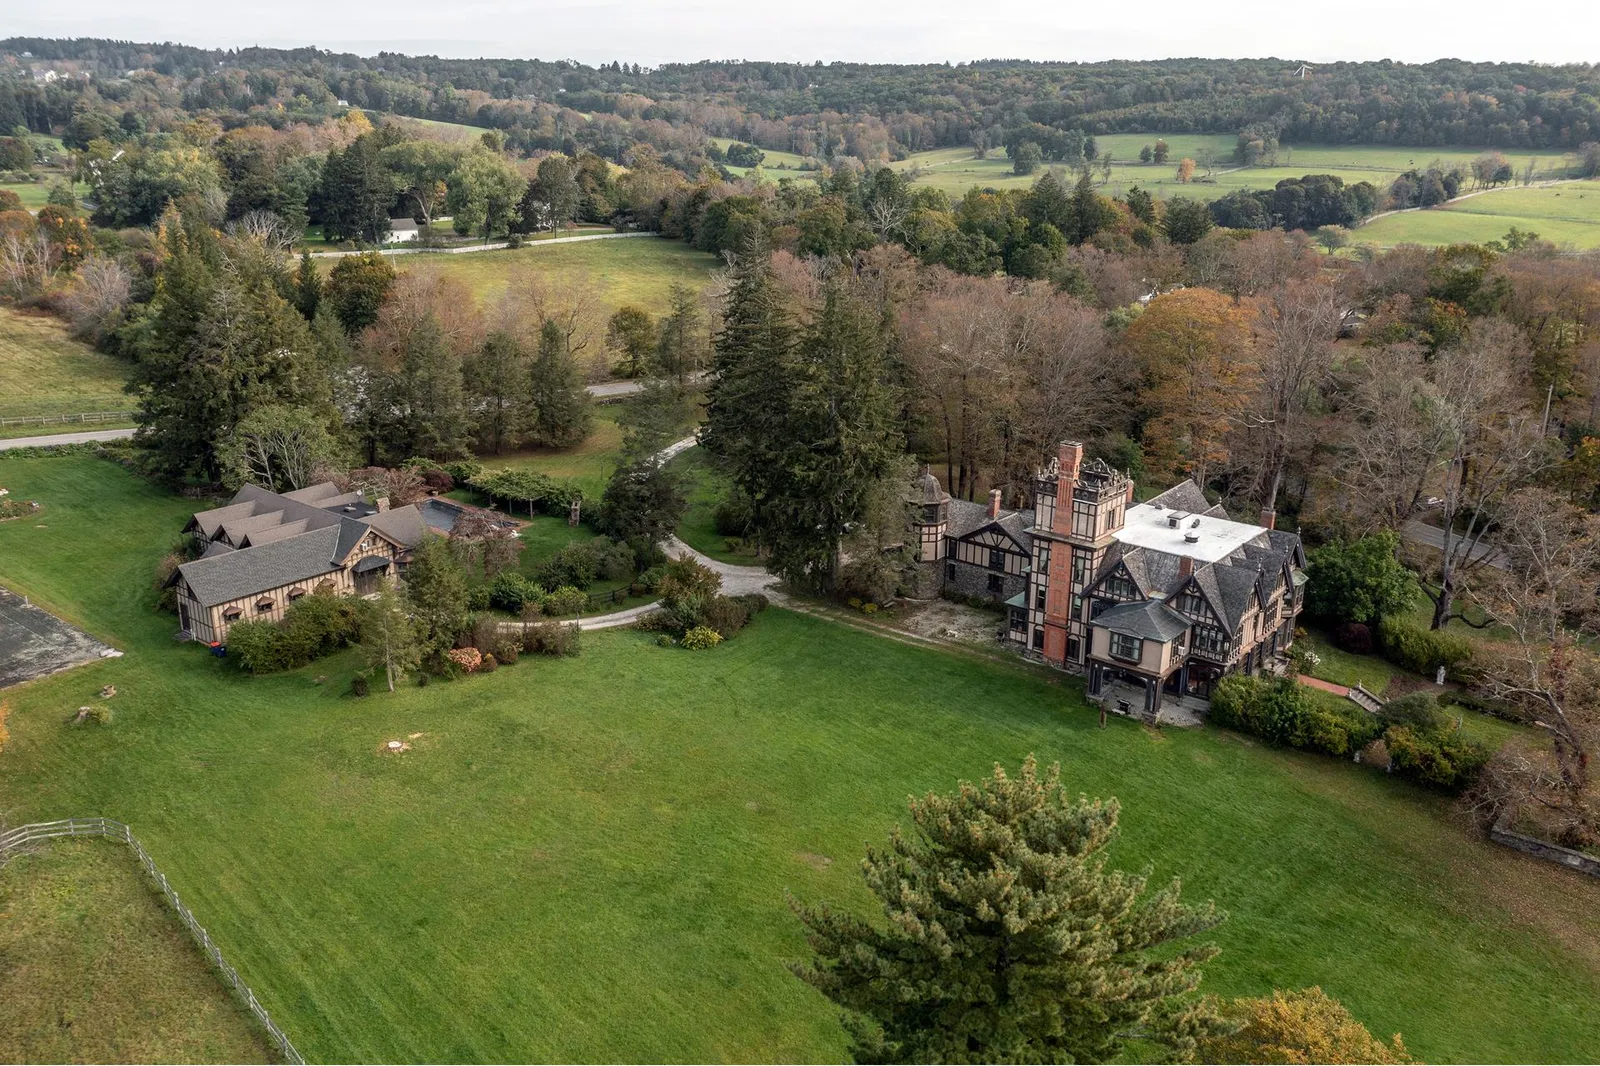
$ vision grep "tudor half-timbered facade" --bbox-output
[167,482,428,644]
[909,440,1307,718]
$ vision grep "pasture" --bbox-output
[1357,181,1600,249]
[0,454,1598,1063]
[888,138,1579,206]
[0,306,131,424]
[405,237,721,317]
[0,179,89,212]
[0,839,272,1063]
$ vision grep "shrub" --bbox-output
[637,565,666,592]
[444,459,482,483]
[351,674,371,697]
[656,634,674,647]
[1304,532,1415,624]
[225,619,295,674]
[732,593,770,615]
[1376,617,1472,676]
[488,570,534,613]
[702,596,752,638]
[87,704,113,725]
[543,585,589,617]
[495,640,520,665]
[534,540,631,591]
[467,585,492,611]
[838,551,900,606]
[1202,986,1411,1064]
[1334,622,1372,654]
[1210,674,1380,757]
[419,468,454,494]
[447,647,483,673]
[481,653,498,673]
[1378,692,1445,733]
[1383,725,1489,793]
[681,625,723,650]
[522,620,582,657]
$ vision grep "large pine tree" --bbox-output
[527,319,592,448]
[792,757,1225,1064]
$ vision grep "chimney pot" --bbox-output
[987,488,1002,519]
[1259,507,1275,530]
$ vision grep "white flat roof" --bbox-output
[1114,502,1265,564]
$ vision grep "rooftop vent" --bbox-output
[1184,531,1201,543]
[1190,517,1201,527]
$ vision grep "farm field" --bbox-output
[712,136,815,179]
[0,306,131,422]
[1,455,1599,1063]
[888,138,1578,205]
[404,237,721,317]
[0,839,272,1063]
[0,179,89,211]
[1357,181,1600,249]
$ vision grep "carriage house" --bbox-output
[167,483,427,644]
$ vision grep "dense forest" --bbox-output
[4,40,1600,159]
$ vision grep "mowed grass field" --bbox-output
[888,137,1577,205]
[403,237,721,317]
[1358,181,1600,249]
[0,179,90,211]
[0,840,273,1063]
[0,306,132,422]
[1,455,1599,1063]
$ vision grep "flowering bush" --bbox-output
[447,647,484,672]
[681,625,723,650]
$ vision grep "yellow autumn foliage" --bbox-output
[1201,986,1412,1064]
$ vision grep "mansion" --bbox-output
[167,483,426,645]
[909,441,1307,719]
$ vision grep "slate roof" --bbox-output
[176,525,344,608]
[177,484,429,607]
[1095,600,1191,642]
[946,498,1035,553]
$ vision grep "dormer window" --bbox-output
[256,598,275,614]
[222,606,243,621]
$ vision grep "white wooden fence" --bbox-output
[0,817,305,1064]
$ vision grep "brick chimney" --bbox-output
[1126,481,1136,505]
[987,488,1003,519]
[1258,507,1276,530]
[1179,555,1193,579]
[1050,441,1084,537]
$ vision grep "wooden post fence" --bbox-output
[0,817,306,1064]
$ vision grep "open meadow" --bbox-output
[0,840,273,1063]
[1357,181,1600,249]
[403,237,721,316]
[888,138,1579,206]
[0,307,132,427]
[1,454,1598,1063]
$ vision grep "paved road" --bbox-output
[309,230,654,259]
[0,428,137,451]
[1402,519,1507,569]
[1,378,661,451]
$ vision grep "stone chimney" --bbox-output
[1258,507,1276,530]
[987,488,1003,519]
[375,496,390,513]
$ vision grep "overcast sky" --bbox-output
[7,0,1597,66]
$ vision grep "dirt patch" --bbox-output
[796,851,834,871]
[0,586,116,689]
[889,599,1007,647]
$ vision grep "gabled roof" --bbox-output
[363,506,426,549]
[1093,600,1191,643]
[1144,479,1211,514]
[175,525,343,608]
[946,499,1035,553]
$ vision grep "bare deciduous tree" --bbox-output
[62,254,132,343]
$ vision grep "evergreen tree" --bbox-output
[594,460,686,554]
[527,319,592,448]
[464,330,531,454]
[385,313,472,460]
[404,535,469,663]
[764,279,903,590]
[792,757,1226,1064]
[361,582,425,693]
[1066,170,1116,245]
[654,283,708,385]
[703,237,799,541]
[293,249,322,321]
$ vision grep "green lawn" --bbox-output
[2,455,1599,1063]
[0,839,272,1063]
[0,178,89,212]
[890,140,1577,212]
[668,444,761,565]
[1357,181,1600,249]
[0,306,132,421]
[406,238,721,317]
[474,406,625,502]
